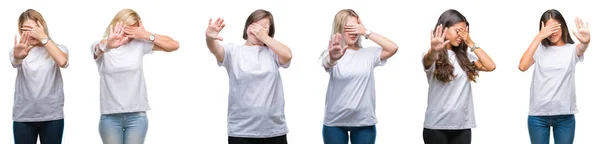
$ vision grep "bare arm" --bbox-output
[518,36,543,72]
[151,34,180,52]
[367,32,398,61]
[573,17,591,57]
[43,40,68,68]
[260,36,292,65]
[206,18,226,63]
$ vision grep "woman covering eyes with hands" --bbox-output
[518,9,590,144]
[422,9,495,144]
[10,9,69,144]
[321,9,398,144]
[205,9,292,144]
[91,9,179,144]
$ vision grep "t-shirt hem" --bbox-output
[101,108,150,115]
[528,111,578,116]
[228,130,288,138]
[424,124,476,130]
[324,122,377,127]
[13,116,64,122]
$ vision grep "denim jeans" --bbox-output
[13,119,64,144]
[528,114,575,144]
[99,112,148,144]
[322,125,376,144]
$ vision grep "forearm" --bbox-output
[206,37,225,62]
[577,42,590,56]
[473,48,496,71]
[152,34,179,52]
[10,50,22,68]
[369,32,398,54]
[262,36,292,65]
[44,41,68,68]
[423,49,439,69]
[519,37,543,71]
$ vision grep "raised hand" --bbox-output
[572,17,590,44]
[537,21,561,40]
[329,33,347,61]
[107,21,130,49]
[13,32,34,59]
[20,20,48,44]
[124,20,151,41]
[344,19,366,36]
[431,24,449,51]
[206,18,225,41]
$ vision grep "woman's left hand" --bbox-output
[458,26,474,47]
[573,17,590,44]
[20,21,48,44]
[124,20,152,41]
[344,19,366,36]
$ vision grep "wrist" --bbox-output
[466,40,475,48]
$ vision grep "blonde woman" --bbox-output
[10,9,69,144]
[205,9,292,144]
[321,9,398,144]
[91,9,179,144]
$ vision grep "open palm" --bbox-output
[329,33,347,61]
[573,17,590,44]
[107,21,129,49]
[431,24,449,51]
[206,18,225,41]
[13,32,33,59]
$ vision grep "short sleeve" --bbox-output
[141,40,154,55]
[467,50,478,62]
[9,47,19,68]
[218,43,235,67]
[372,47,386,67]
[270,48,291,69]
[56,44,69,68]
[533,44,544,61]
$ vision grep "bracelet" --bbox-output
[327,57,338,66]
[94,43,109,55]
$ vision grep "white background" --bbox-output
[0,0,598,143]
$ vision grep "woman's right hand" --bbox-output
[107,21,130,49]
[537,21,561,40]
[206,18,225,41]
[329,33,347,61]
[431,24,449,52]
[13,32,33,59]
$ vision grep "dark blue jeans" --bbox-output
[528,115,575,144]
[322,125,376,144]
[13,119,64,144]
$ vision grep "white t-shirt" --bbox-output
[219,43,289,138]
[322,47,385,127]
[423,49,478,130]
[529,43,582,116]
[92,40,154,114]
[10,44,69,122]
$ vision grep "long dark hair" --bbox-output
[432,9,478,83]
[539,9,574,46]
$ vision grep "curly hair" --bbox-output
[433,9,478,83]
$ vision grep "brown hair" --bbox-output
[433,9,478,83]
[243,9,275,40]
[18,9,49,36]
[539,9,574,46]
[104,9,141,38]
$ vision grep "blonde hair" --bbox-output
[320,9,363,59]
[104,9,141,38]
[18,9,49,36]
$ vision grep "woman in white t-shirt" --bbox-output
[10,9,69,144]
[91,9,179,144]
[205,9,292,144]
[518,9,590,144]
[320,9,398,144]
[421,9,496,144]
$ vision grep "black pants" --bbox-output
[13,119,64,144]
[228,135,287,144]
[423,128,471,144]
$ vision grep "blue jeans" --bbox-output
[528,115,575,144]
[13,119,64,144]
[322,125,376,144]
[99,112,148,144]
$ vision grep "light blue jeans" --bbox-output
[99,112,148,144]
[528,115,575,144]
